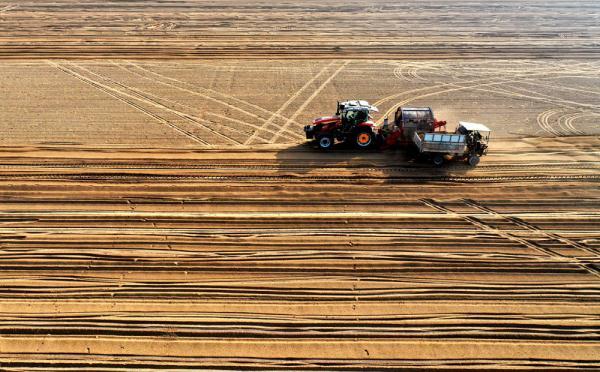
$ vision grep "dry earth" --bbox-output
[0,0,599,370]
[0,0,599,59]
[1,59,599,145]
[0,138,599,369]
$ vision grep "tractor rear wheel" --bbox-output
[317,134,334,150]
[354,129,374,149]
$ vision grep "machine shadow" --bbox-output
[274,141,472,182]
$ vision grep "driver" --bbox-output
[343,110,356,131]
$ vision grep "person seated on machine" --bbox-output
[342,111,356,132]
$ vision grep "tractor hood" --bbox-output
[359,120,378,129]
[312,116,340,125]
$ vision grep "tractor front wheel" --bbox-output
[317,134,334,150]
[354,129,374,149]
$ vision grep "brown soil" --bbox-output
[1,59,599,144]
[0,1,599,59]
[1,1,599,369]
[0,137,599,369]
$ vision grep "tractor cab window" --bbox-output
[342,109,368,125]
[355,109,368,123]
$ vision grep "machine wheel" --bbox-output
[468,155,480,166]
[432,154,445,167]
[317,134,334,150]
[354,129,374,149]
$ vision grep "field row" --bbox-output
[0,138,598,369]
[0,1,599,59]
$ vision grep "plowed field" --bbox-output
[1,0,599,370]
[0,138,599,369]
[0,0,599,59]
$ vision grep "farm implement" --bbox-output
[304,100,490,166]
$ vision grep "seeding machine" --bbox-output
[304,100,490,166]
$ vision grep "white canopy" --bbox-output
[341,100,379,112]
[459,121,491,132]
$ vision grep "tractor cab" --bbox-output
[337,100,378,132]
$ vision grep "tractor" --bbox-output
[304,100,380,150]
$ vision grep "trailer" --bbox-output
[413,132,466,155]
[412,122,491,166]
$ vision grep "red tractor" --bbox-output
[304,100,380,150]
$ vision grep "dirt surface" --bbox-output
[1,0,599,370]
[0,137,599,369]
[0,0,599,59]
[1,59,599,145]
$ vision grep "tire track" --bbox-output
[560,113,587,136]
[463,199,599,256]
[75,62,298,142]
[455,84,598,136]
[422,199,600,279]
[396,70,599,137]
[66,62,243,145]
[120,61,305,141]
[245,61,336,145]
[47,61,210,146]
[393,63,438,82]
[511,80,600,110]
[557,112,577,136]
[204,112,299,142]
[403,62,600,138]
[377,61,597,124]
[536,109,563,136]
[270,61,350,143]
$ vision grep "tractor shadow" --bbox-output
[275,142,473,182]
[274,142,374,175]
